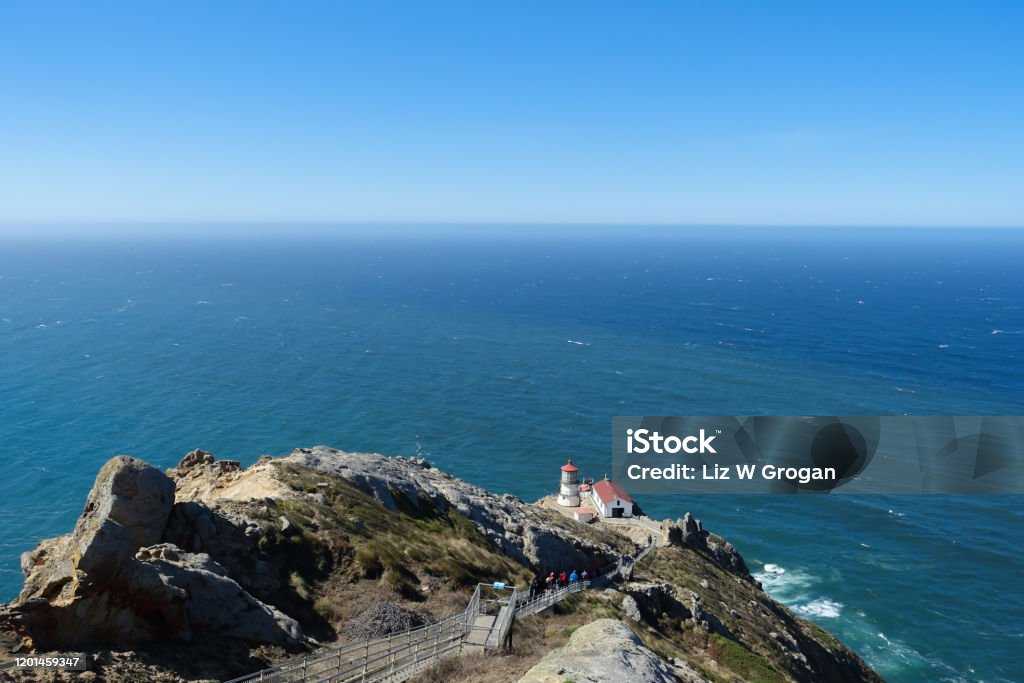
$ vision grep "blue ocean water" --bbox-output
[1,227,1021,682]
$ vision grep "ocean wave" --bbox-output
[795,598,843,618]
[753,562,817,595]
[876,632,926,665]
[755,563,843,620]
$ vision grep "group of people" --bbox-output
[528,568,590,598]
[621,535,655,566]
[526,537,655,599]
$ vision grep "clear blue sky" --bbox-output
[1,1,1022,226]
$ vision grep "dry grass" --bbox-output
[408,593,617,683]
[270,463,533,642]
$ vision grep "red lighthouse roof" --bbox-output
[561,458,579,472]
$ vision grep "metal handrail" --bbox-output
[225,585,483,683]
[483,587,518,649]
[228,542,660,683]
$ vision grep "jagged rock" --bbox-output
[621,594,643,622]
[282,446,616,572]
[517,619,678,683]
[665,512,751,579]
[672,657,711,683]
[171,449,215,473]
[18,456,175,604]
[161,501,279,597]
[167,450,288,504]
[10,456,301,650]
[126,543,301,645]
[706,534,750,577]
[678,512,706,548]
[168,449,240,477]
[689,592,732,638]
[624,583,691,625]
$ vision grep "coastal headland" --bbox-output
[0,447,881,682]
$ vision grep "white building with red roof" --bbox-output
[573,506,596,523]
[590,476,635,519]
[557,460,636,520]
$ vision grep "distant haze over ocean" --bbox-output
[1,227,1021,681]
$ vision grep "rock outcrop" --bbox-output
[706,533,749,577]
[621,593,643,622]
[282,446,618,572]
[10,455,301,650]
[516,618,681,683]
[666,511,751,578]
[669,511,705,548]
[688,591,733,638]
[19,456,175,604]
[162,500,281,599]
[622,582,692,626]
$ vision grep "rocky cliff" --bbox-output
[517,619,679,683]
[0,447,881,682]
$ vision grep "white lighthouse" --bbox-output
[557,458,581,507]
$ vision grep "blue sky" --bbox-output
[1,1,1022,227]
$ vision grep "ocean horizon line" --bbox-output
[1,221,1023,241]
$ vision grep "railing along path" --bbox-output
[227,538,658,683]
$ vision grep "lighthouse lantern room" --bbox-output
[557,458,581,507]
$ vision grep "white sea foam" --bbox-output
[795,599,843,618]
[757,563,844,620]
[753,563,814,595]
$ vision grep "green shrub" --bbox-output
[313,597,344,622]
[356,547,383,579]
[709,634,785,683]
